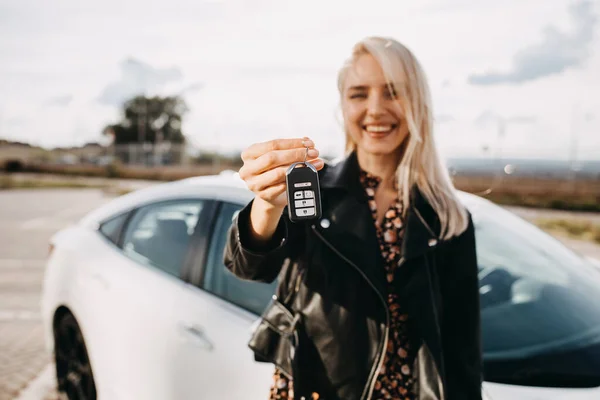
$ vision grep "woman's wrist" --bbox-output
[248,197,285,245]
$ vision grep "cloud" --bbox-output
[435,114,455,123]
[97,58,183,106]
[474,110,498,127]
[179,82,204,95]
[506,115,537,124]
[469,0,597,85]
[474,110,537,127]
[43,94,73,107]
[4,116,27,127]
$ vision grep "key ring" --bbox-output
[303,145,309,163]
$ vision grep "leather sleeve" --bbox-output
[439,212,483,400]
[223,199,305,283]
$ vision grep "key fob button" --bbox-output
[295,207,316,217]
[294,192,304,199]
[294,199,315,208]
[304,190,314,198]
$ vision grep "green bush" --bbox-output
[0,175,13,189]
[105,162,121,178]
[535,218,600,244]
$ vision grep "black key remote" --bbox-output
[285,162,322,223]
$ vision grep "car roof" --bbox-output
[78,171,493,229]
[79,172,252,228]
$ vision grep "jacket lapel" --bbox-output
[314,151,441,299]
[402,189,441,261]
[315,152,387,297]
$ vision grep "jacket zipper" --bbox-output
[311,225,393,400]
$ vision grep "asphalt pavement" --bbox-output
[0,189,113,400]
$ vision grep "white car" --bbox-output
[41,173,600,400]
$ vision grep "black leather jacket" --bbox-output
[224,152,483,400]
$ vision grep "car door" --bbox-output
[169,201,277,400]
[91,199,210,400]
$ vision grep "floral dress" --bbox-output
[268,169,416,400]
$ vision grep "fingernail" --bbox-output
[302,139,314,148]
[307,148,319,158]
[311,159,324,167]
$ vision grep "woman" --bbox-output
[224,36,482,400]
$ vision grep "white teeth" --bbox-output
[365,125,393,133]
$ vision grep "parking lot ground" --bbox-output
[0,189,112,400]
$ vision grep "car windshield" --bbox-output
[472,200,600,386]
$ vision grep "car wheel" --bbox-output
[54,313,97,400]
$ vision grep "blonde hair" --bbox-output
[337,36,468,240]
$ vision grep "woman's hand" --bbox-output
[239,137,324,210]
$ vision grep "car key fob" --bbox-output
[285,161,322,223]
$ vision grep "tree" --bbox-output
[104,95,188,144]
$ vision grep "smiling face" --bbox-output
[341,53,410,158]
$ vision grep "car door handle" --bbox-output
[178,323,214,351]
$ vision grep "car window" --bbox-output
[473,203,600,384]
[203,202,276,315]
[121,200,204,278]
[99,213,129,244]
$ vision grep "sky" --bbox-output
[0,0,599,160]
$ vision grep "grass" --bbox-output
[0,175,110,190]
[4,163,600,212]
[21,162,240,181]
[103,186,135,196]
[481,192,600,212]
[453,175,600,212]
[534,218,600,245]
